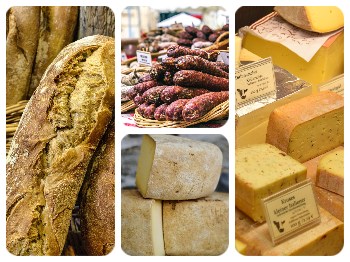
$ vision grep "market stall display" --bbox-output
[235,6,344,256]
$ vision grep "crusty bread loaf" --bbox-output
[6,7,40,105]
[80,120,115,255]
[6,35,115,255]
[28,6,79,97]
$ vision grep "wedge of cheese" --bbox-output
[266,91,344,163]
[136,134,223,200]
[236,207,343,255]
[316,149,344,196]
[121,189,165,256]
[274,6,344,33]
[242,28,344,89]
[235,144,307,222]
[163,192,229,255]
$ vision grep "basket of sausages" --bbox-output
[125,45,229,128]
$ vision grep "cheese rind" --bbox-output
[235,36,242,68]
[316,149,344,196]
[163,192,229,255]
[235,144,307,222]
[121,189,165,256]
[274,6,344,33]
[266,91,344,163]
[136,134,223,200]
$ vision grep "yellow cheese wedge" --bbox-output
[266,91,344,163]
[239,48,261,62]
[236,207,343,255]
[235,144,307,222]
[136,134,223,200]
[121,189,165,256]
[274,6,344,33]
[316,149,344,196]
[242,29,344,89]
[163,192,229,255]
[235,239,247,255]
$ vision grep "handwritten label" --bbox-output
[158,54,168,62]
[217,51,229,65]
[121,52,127,62]
[136,50,152,66]
[235,57,276,108]
[318,74,344,96]
[262,179,321,246]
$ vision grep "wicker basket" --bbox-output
[133,100,229,128]
[121,100,137,113]
[203,31,229,51]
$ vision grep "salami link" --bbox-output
[133,94,144,106]
[213,62,229,73]
[201,25,213,36]
[173,70,229,91]
[160,86,210,104]
[143,104,156,119]
[175,55,228,78]
[141,86,167,105]
[154,104,168,121]
[165,99,190,121]
[150,63,166,81]
[138,73,153,83]
[133,80,158,94]
[178,31,194,40]
[163,71,174,85]
[126,86,138,100]
[177,38,192,47]
[185,26,199,36]
[167,45,218,61]
[137,102,150,117]
[182,91,229,121]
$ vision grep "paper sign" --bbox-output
[136,50,152,66]
[318,74,344,96]
[121,52,127,62]
[262,179,321,246]
[158,54,168,62]
[235,57,276,108]
[217,51,229,65]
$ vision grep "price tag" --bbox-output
[158,54,168,62]
[261,179,321,246]
[217,51,229,65]
[136,50,152,66]
[235,57,276,108]
[121,52,127,62]
[318,74,344,96]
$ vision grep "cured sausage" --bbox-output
[160,86,210,104]
[150,63,166,81]
[167,45,218,61]
[143,104,156,119]
[182,91,229,121]
[165,99,190,121]
[141,86,167,105]
[153,104,168,121]
[133,80,158,94]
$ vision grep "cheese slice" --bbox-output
[121,189,165,256]
[235,144,307,222]
[136,134,223,200]
[266,91,344,163]
[242,29,344,89]
[163,192,229,255]
[316,149,344,196]
[274,6,344,33]
[236,207,343,255]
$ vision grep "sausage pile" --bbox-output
[127,45,229,122]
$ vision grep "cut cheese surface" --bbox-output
[121,189,165,256]
[266,91,344,163]
[239,48,261,62]
[316,149,344,196]
[163,192,229,256]
[242,30,344,89]
[275,6,344,33]
[136,134,223,200]
[236,207,343,255]
[235,239,247,255]
[235,144,307,222]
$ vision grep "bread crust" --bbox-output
[6,35,115,255]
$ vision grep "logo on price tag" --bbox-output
[136,50,152,66]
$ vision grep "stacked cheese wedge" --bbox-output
[122,134,228,255]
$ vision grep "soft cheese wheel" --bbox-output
[235,144,307,222]
[275,6,344,33]
[163,192,228,255]
[316,149,344,196]
[121,189,165,256]
[136,135,223,200]
[266,91,344,163]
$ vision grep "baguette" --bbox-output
[6,35,115,255]
[80,120,115,255]
[6,7,40,105]
[28,6,79,97]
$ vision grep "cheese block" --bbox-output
[242,29,344,89]
[266,91,344,163]
[236,66,312,148]
[235,239,247,255]
[316,149,344,196]
[235,144,307,222]
[274,6,344,33]
[121,189,165,256]
[235,35,242,68]
[136,134,223,200]
[239,48,261,62]
[236,207,343,255]
[163,192,228,255]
